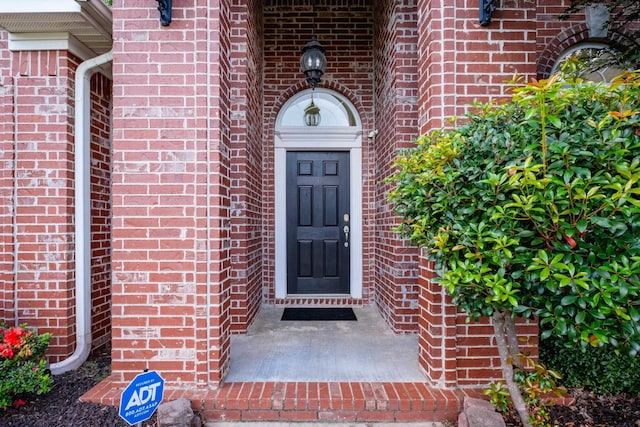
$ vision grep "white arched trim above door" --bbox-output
[274,88,363,299]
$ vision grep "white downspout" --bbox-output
[50,50,113,374]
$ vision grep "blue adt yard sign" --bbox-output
[119,370,165,426]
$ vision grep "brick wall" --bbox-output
[208,0,233,385]
[9,50,77,361]
[373,0,421,333]
[229,0,263,333]
[0,40,113,360]
[261,0,376,306]
[110,0,233,385]
[417,0,538,135]
[89,73,113,350]
[418,255,538,388]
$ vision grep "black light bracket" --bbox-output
[156,0,172,26]
[479,0,497,26]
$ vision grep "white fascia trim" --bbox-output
[9,32,70,51]
[78,0,113,41]
[8,33,95,61]
[0,0,80,14]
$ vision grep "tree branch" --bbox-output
[493,310,531,427]
[504,313,523,368]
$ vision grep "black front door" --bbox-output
[286,151,350,294]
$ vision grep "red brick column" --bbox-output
[228,0,263,333]
[372,0,421,332]
[418,255,539,388]
[111,0,232,387]
[414,0,541,388]
[8,50,78,362]
[417,255,458,387]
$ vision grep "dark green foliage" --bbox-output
[540,335,640,395]
[388,63,640,427]
[389,71,640,354]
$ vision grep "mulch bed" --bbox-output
[503,388,640,426]
[0,347,157,427]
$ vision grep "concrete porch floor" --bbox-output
[226,305,425,382]
[81,304,481,423]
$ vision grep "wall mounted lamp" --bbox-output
[479,0,497,26]
[155,0,172,26]
[300,36,327,89]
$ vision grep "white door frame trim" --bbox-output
[274,90,363,299]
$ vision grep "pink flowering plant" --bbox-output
[0,323,52,409]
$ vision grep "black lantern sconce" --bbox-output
[156,0,173,26]
[479,0,497,26]
[300,36,327,89]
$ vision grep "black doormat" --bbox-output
[281,307,357,321]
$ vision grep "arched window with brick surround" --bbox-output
[551,42,627,82]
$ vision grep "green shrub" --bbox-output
[388,70,640,426]
[0,324,52,409]
[540,335,640,395]
[389,71,640,353]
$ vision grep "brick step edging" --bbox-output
[81,376,476,423]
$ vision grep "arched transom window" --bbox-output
[551,42,626,82]
[277,89,359,128]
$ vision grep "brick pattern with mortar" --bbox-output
[229,0,264,333]
[373,1,422,333]
[0,46,113,362]
[89,73,113,351]
[110,0,234,386]
[261,0,376,307]
[11,50,78,360]
[1,0,634,409]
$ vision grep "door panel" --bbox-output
[286,151,350,294]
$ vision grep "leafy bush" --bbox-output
[540,335,640,395]
[389,71,640,352]
[388,70,640,426]
[0,324,52,409]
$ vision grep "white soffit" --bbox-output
[0,0,112,60]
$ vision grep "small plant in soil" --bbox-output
[0,324,52,409]
[388,69,640,426]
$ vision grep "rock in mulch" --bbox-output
[458,397,506,427]
[157,398,200,427]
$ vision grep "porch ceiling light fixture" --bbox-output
[479,0,497,26]
[155,0,172,26]
[300,36,327,89]
[304,97,321,127]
